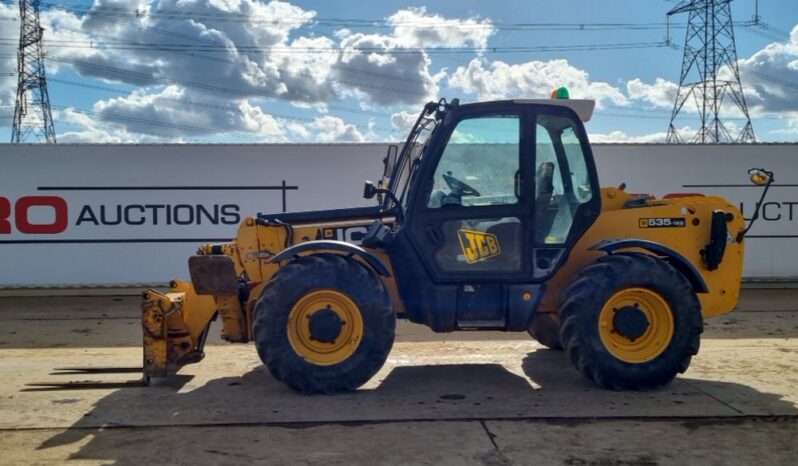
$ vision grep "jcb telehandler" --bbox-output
[141,93,773,393]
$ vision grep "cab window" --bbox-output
[534,114,594,244]
[427,116,520,209]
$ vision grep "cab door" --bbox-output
[390,107,536,331]
[531,108,602,279]
[389,103,600,332]
[407,110,532,282]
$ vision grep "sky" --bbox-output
[0,0,796,144]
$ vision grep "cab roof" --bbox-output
[454,99,596,122]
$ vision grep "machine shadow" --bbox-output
[35,350,797,464]
[521,349,798,415]
[702,311,798,339]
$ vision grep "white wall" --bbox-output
[0,143,386,287]
[0,142,795,286]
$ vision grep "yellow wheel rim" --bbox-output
[598,288,674,364]
[287,290,364,366]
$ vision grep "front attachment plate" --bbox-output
[189,255,239,295]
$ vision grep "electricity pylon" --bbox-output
[666,0,755,143]
[11,0,56,143]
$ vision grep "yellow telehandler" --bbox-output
[140,93,773,393]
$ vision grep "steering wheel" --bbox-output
[442,173,481,198]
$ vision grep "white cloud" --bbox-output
[333,36,443,107]
[330,8,490,107]
[737,24,798,113]
[770,114,798,135]
[42,2,491,110]
[390,111,417,133]
[310,115,364,142]
[285,120,311,139]
[89,85,305,141]
[588,130,668,143]
[0,4,18,109]
[43,0,336,104]
[388,7,494,49]
[57,88,374,143]
[3,2,499,139]
[6,1,796,142]
[93,86,217,137]
[626,78,678,108]
[235,100,291,140]
[448,58,628,107]
[55,108,142,143]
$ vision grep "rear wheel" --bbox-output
[528,312,563,350]
[559,252,702,390]
[254,253,395,394]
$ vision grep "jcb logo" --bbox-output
[317,226,369,244]
[457,229,501,264]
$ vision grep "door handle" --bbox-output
[425,226,443,245]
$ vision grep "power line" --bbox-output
[3,0,794,140]
[52,104,264,139]
[603,104,787,120]
[9,2,687,32]
[0,37,672,54]
[2,0,792,42]
[51,104,399,142]
[0,0,697,41]
[3,10,424,134]
[739,21,791,42]
[3,13,434,118]
[51,106,199,141]
[745,69,798,90]
[46,56,391,119]
[5,22,434,87]
[46,77,400,134]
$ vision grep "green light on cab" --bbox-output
[551,87,570,99]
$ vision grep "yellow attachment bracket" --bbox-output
[216,294,248,343]
[141,280,218,379]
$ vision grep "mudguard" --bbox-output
[268,240,391,277]
[590,238,709,293]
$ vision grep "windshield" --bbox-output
[385,109,441,210]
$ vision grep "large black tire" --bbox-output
[559,252,703,390]
[253,253,395,394]
[528,312,563,350]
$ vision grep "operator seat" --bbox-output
[535,162,557,242]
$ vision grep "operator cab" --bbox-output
[369,92,601,332]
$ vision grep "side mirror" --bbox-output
[738,168,776,242]
[383,145,398,179]
[363,181,406,224]
[748,168,773,186]
[363,181,377,199]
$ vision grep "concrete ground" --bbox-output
[0,289,796,465]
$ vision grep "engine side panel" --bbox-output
[230,214,406,314]
[539,188,745,318]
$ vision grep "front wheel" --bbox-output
[253,253,395,394]
[559,252,703,390]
